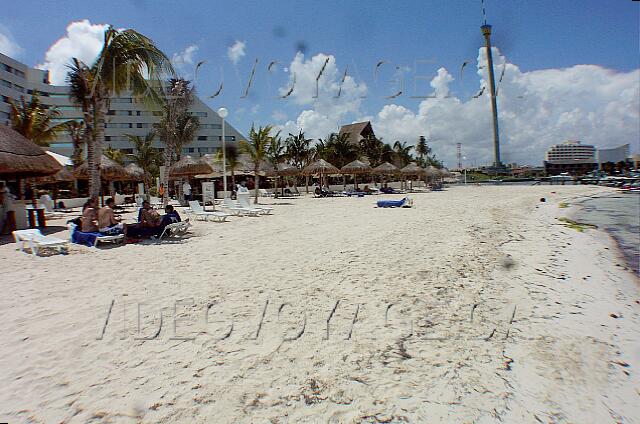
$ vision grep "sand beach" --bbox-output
[0,185,638,423]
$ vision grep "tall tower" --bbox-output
[481,24,502,170]
[456,143,462,170]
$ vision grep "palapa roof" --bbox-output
[302,159,340,176]
[340,159,372,174]
[400,162,425,175]
[372,162,398,174]
[424,165,438,176]
[124,163,145,181]
[266,162,300,177]
[338,121,375,145]
[75,155,128,180]
[169,155,213,177]
[35,168,75,184]
[0,125,62,177]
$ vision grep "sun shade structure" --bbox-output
[266,162,300,177]
[372,162,398,175]
[400,163,424,175]
[341,159,372,189]
[74,155,128,181]
[35,168,74,184]
[0,125,62,177]
[169,155,213,177]
[340,159,372,175]
[124,163,145,181]
[424,166,438,178]
[302,159,340,176]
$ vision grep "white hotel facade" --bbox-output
[1,52,246,159]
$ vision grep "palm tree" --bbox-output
[64,120,85,169]
[325,132,359,169]
[285,130,312,170]
[359,134,384,167]
[67,58,96,194]
[103,146,125,165]
[240,124,273,204]
[415,136,431,167]
[9,92,66,146]
[267,133,285,195]
[126,132,161,195]
[66,27,173,198]
[215,143,240,190]
[285,131,312,191]
[392,141,414,167]
[154,78,199,204]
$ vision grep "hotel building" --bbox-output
[544,140,597,175]
[1,52,246,160]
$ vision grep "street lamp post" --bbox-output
[217,107,228,198]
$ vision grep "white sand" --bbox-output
[0,185,638,423]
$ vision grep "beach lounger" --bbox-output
[259,189,273,198]
[13,229,42,252]
[376,197,414,208]
[221,197,261,217]
[13,229,68,255]
[237,196,273,215]
[68,223,125,247]
[157,220,192,240]
[188,201,231,222]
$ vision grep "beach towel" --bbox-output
[376,197,412,208]
[71,228,101,247]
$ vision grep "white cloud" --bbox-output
[171,44,198,76]
[227,40,246,65]
[272,110,287,121]
[0,26,22,58]
[282,48,639,167]
[37,19,108,85]
[172,44,198,67]
[274,52,368,140]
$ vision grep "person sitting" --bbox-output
[156,205,181,229]
[98,198,126,238]
[139,201,162,227]
[81,197,99,232]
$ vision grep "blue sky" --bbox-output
[1,0,638,166]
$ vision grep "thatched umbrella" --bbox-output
[0,125,62,200]
[0,126,62,177]
[35,168,74,184]
[341,159,371,189]
[266,163,300,196]
[169,155,213,178]
[372,162,398,175]
[75,155,128,181]
[302,159,339,187]
[400,163,425,190]
[371,162,398,188]
[124,163,145,181]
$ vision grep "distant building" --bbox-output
[597,144,630,164]
[338,121,375,145]
[544,140,597,175]
[1,52,246,160]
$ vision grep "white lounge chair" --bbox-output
[188,201,231,222]
[13,229,69,255]
[157,220,192,240]
[237,196,273,215]
[68,223,125,247]
[259,189,273,197]
[13,229,42,251]
[221,197,261,217]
